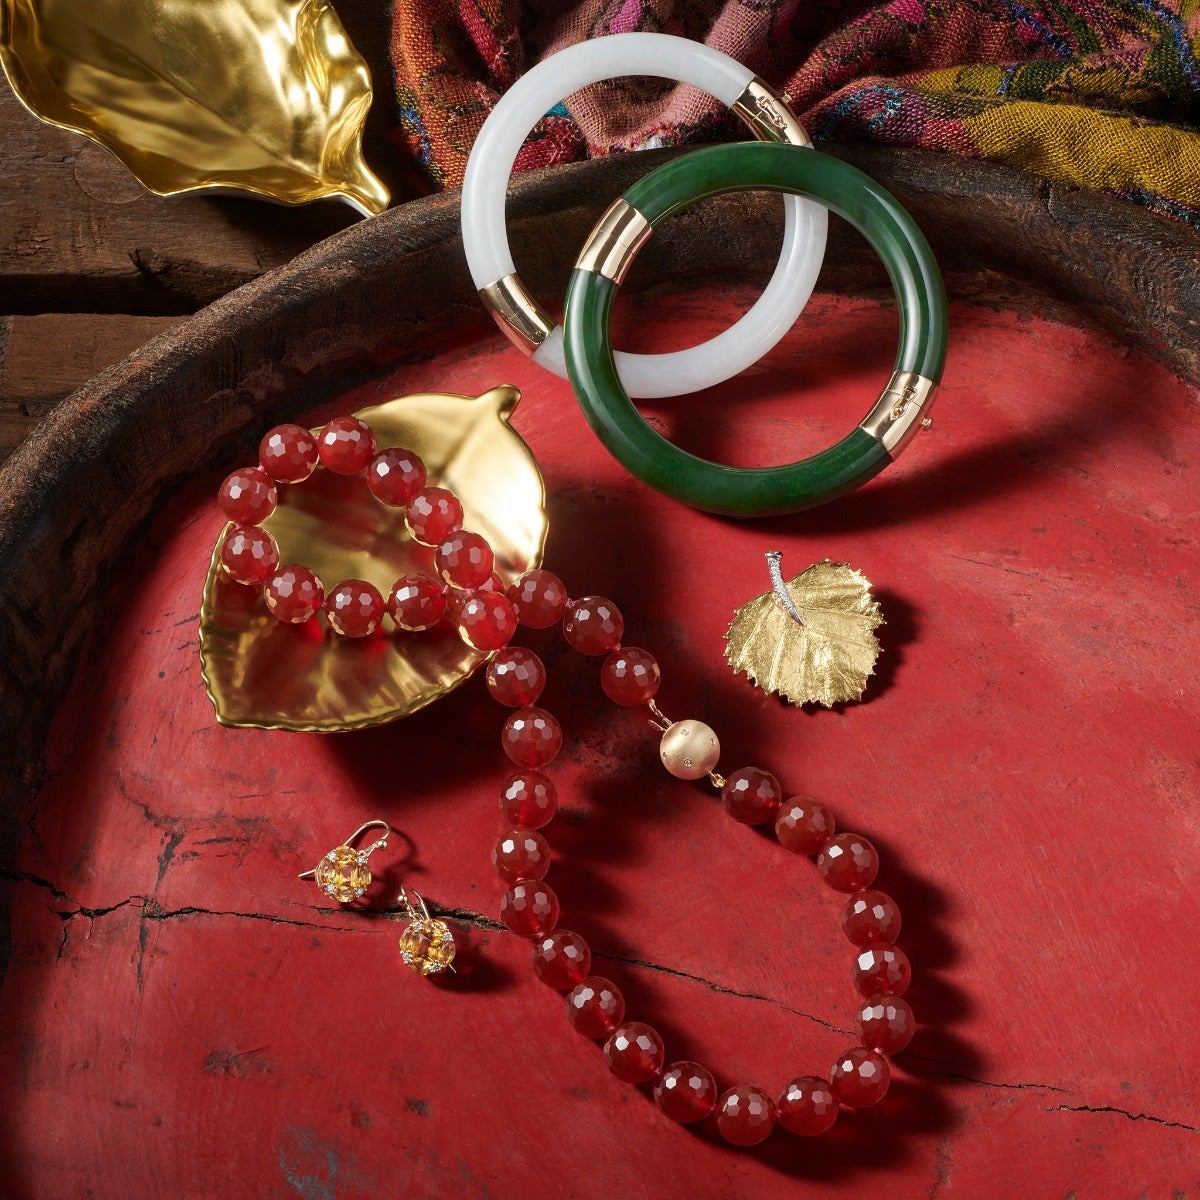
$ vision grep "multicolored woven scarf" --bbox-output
[388,0,1200,227]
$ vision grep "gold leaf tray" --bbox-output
[199,387,546,731]
[0,0,389,216]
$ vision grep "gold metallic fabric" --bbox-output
[0,0,388,215]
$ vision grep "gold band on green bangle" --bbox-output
[563,142,949,517]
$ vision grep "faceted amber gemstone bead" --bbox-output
[775,797,835,856]
[388,572,448,631]
[317,416,377,474]
[458,591,518,652]
[220,525,279,585]
[366,446,426,506]
[604,1022,665,1084]
[486,647,546,707]
[218,466,277,525]
[325,579,385,638]
[436,530,495,589]
[491,828,551,883]
[722,766,783,825]
[509,569,569,628]
[843,890,902,947]
[852,944,912,998]
[563,595,623,655]
[313,846,371,902]
[601,647,660,707]
[499,770,557,829]
[500,879,559,939]
[830,1047,890,1108]
[265,564,325,624]
[654,1061,718,1124]
[501,707,562,768]
[259,423,319,483]
[405,487,464,546]
[817,832,880,893]
[856,994,915,1054]
[778,1075,838,1136]
[716,1084,777,1146]
[531,929,591,990]
[399,918,456,976]
[565,976,625,1039]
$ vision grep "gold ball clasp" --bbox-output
[659,720,720,780]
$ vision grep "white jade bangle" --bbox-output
[461,32,828,400]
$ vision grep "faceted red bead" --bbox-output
[500,879,559,939]
[843,890,902,947]
[603,1022,665,1084]
[562,595,623,655]
[317,416,377,474]
[601,647,660,707]
[218,466,277,525]
[405,487,463,546]
[775,797,836,856]
[722,766,783,825]
[366,446,426,506]
[565,976,625,1039]
[499,770,557,829]
[501,707,561,768]
[531,929,591,990]
[458,590,518,651]
[486,647,546,707]
[219,525,279,585]
[852,944,912,998]
[817,832,880,893]
[387,572,447,631]
[259,423,319,483]
[830,1047,890,1108]
[778,1076,839,1137]
[491,828,551,883]
[715,1084,777,1147]
[264,564,324,624]
[324,579,385,638]
[654,1062,718,1124]
[856,994,915,1054]
[436,530,494,589]
[508,569,569,629]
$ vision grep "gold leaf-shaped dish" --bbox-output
[199,387,546,731]
[726,560,884,708]
[0,0,388,216]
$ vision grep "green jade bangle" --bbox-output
[563,142,948,516]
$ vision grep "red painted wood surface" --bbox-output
[3,288,1198,1197]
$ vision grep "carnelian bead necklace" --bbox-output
[215,418,520,650]
[485,570,917,1148]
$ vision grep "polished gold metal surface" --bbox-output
[658,719,721,781]
[199,386,546,732]
[859,371,937,455]
[725,560,884,708]
[0,0,388,215]
[730,78,813,148]
[575,199,653,284]
[478,274,554,354]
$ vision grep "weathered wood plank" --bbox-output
[0,314,183,460]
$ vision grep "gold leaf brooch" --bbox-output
[725,554,884,708]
